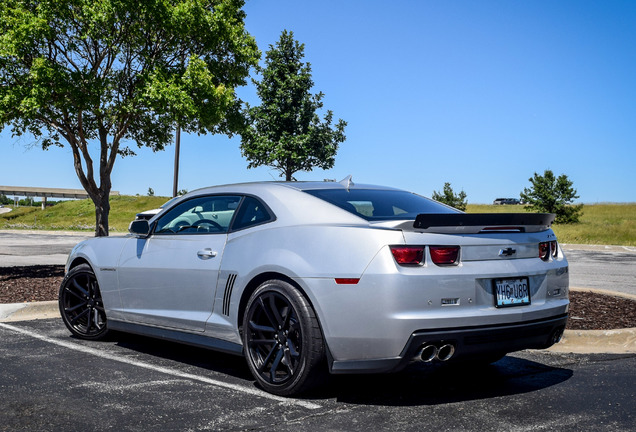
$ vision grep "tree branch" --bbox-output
[74,110,96,188]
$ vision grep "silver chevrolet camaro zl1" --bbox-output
[59,178,569,396]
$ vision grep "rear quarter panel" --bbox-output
[215,223,404,340]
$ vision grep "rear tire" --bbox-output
[58,264,109,340]
[242,280,325,396]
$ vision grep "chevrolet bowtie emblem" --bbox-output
[499,247,516,257]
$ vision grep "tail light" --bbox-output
[390,246,425,266]
[539,241,558,261]
[430,246,460,265]
[550,241,558,258]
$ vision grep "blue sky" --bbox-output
[1,0,635,203]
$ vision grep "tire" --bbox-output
[242,280,325,396]
[58,263,109,340]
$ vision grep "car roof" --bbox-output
[281,181,400,192]
[146,179,455,227]
[189,180,402,195]
[154,180,392,226]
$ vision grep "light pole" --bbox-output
[172,125,181,198]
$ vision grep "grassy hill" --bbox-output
[0,195,168,233]
[466,204,635,246]
[1,197,634,246]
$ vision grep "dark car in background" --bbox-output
[493,198,521,205]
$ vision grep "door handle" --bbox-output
[197,248,217,259]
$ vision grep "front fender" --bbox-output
[65,237,130,316]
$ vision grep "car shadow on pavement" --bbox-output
[110,331,254,381]
[318,357,574,406]
[110,331,573,406]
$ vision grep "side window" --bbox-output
[232,196,273,230]
[154,195,241,235]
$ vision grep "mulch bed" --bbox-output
[567,290,636,330]
[1,265,635,331]
[1,265,66,303]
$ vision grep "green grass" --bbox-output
[0,195,169,232]
[466,204,636,246]
[2,197,634,245]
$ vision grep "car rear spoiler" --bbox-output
[412,213,555,233]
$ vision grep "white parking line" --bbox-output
[0,322,322,410]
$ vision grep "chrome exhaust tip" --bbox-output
[550,327,565,345]
[436,344,455,361]
[419,345,438,362]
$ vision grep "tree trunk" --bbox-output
[285,162,293,181]
[91,191,110,237]
[67,126,115,237]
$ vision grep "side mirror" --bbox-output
[129,220,150,237]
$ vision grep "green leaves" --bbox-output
[0,0,259,235]
[520,170,583,224]
[240,30,346,181]
[432,183,468,211]
[1,0,259,146]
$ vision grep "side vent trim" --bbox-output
[222,274,237,316]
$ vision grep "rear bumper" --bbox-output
[329,313,568,374]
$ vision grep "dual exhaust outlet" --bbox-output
[417,342,456,362]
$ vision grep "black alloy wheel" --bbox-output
[242,280,325,396]
[58,263,109,340]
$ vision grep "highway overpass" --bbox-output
[0,186,120,210]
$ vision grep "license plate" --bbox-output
[493,277,531,308]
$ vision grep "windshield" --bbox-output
[304,188,460,221]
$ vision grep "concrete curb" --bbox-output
[547,328,636,354]
[570,286,636,301]
[0,300,60,322]
[1,289,634,354]
[560,243,636,254]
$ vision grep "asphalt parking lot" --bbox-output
[1,318,635,432]
[0,230,94,266]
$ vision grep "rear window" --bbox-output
[304,189,459,221]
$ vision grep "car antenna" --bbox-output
[339,175,354,192]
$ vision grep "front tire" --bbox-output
[242,280,325,396]
[58,263,109,340]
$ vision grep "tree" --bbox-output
[0,194,12,205]
[0,0,259,236]
[241,30,346,181]
[432,182,467,211]
[520,170,583,224]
